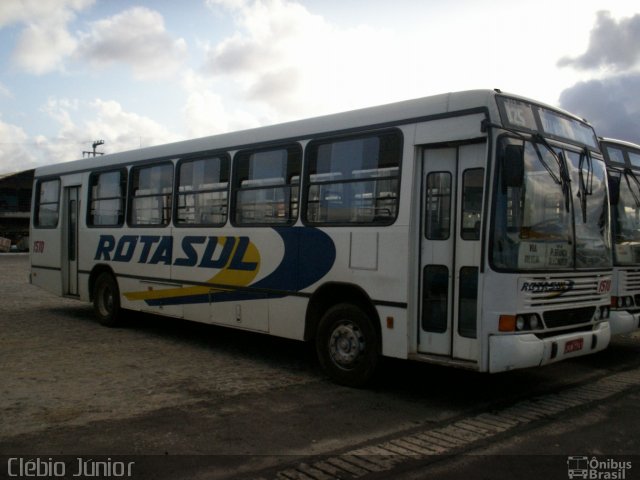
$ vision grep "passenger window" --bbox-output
[304,131,402,225]
[177,156,229,226]
[425,172,451,239]
[34,179,60,228]
[461,168,484,240]
[129,163,173,226]
[458,266,479,338]
[233,145,301,225]
[88,169,127,226]
[422,265,449,333]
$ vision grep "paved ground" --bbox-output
[1,253,639,480]
[393,389,640,480]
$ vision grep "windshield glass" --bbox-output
[565,150,611,267]
[492,136,611,270]
[610,169,640,265]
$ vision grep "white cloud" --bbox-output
[14,22,78,75]
[181,70,263,137]
[4,0,93,74]
[0,0,93,27]
[76,7,188,80]
[0,119,39,174]
[5,2,186,79]
[202,0,412,121]
[0,98,183,173]
[205,0,249,12]
[85,99,182,150]
[41,98,80,136]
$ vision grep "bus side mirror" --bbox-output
[501,145,524,190]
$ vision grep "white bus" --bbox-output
[30,90,613,386]
[600,137,640,335]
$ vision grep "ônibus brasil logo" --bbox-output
[567,456,632,479]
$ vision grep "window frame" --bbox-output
[127,161,174,228]
[461,167,484,241]
[230,143,302,227]
[302,128,403,227]
[174,153,230,228]
[33,178,61,229]
[458,266,479,338]
[86,168,128,228]
[425,171,452,240]
[421,264,449,333]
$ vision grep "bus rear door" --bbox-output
[64,186,79,296]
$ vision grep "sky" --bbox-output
[0,0,639,174]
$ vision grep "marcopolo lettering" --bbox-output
[520,280,574,294]
[94,235,258,271]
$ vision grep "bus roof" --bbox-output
[600,137,640,151]
[33,89,581,178]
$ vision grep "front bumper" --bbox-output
[609,310,640,336]
[489,321,611,372]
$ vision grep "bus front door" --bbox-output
[419,143,485,364]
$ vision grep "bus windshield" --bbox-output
[492,136,611,271]
[611,169,640,265]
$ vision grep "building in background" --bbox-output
[0,169,34,251]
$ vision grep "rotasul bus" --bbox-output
[29,89,613,387]
[601,137,640,335]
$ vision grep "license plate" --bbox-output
[564,338,584,354]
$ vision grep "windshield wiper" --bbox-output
[577,147,594,223]
[624,167,640,209]
[532,134,571,213]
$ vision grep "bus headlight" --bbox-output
[613,296,634,309]
[499,313,542,332]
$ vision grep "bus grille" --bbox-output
[543,307,596,328]
[621,268,640,292]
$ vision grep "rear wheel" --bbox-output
[316,303,380,387]
[93,272,122,327]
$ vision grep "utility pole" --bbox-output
[83,140,105,158]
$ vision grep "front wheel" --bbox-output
[93,272,122,327]
[316,303,380,387]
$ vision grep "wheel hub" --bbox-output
[329,322,365,368]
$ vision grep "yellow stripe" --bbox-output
[123,238,261,302]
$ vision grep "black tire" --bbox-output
[93,272,122,327]
[315,303,380,387]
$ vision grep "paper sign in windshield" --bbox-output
[518,242,570,269]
